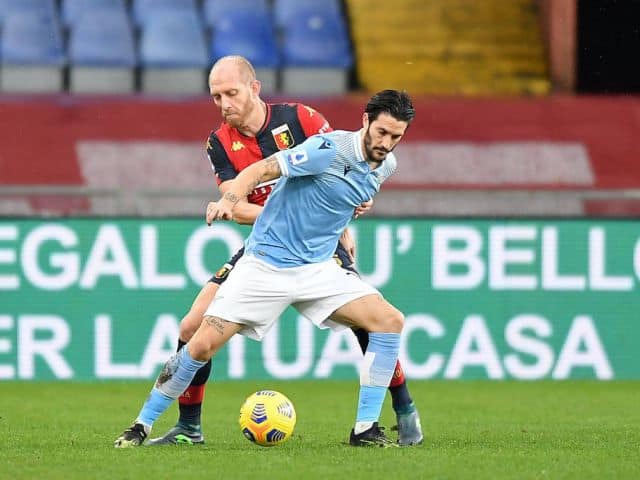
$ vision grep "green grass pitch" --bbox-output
[1,381,638,479]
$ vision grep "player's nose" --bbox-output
[221,97,233,111]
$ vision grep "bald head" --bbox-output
[208,55,264,133]
[209,55,256,85]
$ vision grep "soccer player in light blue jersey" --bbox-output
[114,90,417,448]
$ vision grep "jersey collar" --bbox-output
[354,129,367,163]
[256,102,271,136]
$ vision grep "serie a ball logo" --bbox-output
[238,390,296,447]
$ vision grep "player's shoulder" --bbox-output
[207,123,226,145]
[265,102,305,125]
[375,151,397,182]
[271,101,312,112]
[206,124,238,164]
[269,102,332,137]
[269,102,299,114]
[323,129,352,139]
[269,102,313,118]
[318,129,356,149]
[206,127,221,152]
[294,103,319,117]
[275,102,329,124]
[385,151,398,170]
[294,103,330,127]
[301,130,344,150]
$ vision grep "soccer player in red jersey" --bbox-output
[147,56,423,446]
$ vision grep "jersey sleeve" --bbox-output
[206,132,236,185]
[296,104,332,136]
[275,135,336,177]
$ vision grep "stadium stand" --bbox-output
[139,10,209,94]
[0,10,65,92]
[280,6,353,94]
[203,0,270,26]
[272,0,342,29]
[346,0,550,95]
[0,0,357,94]
[132,0,198,28]
[61,0,127,28]
[2,3,640,218]
[0,0,57,22]
[68,9,137,93]
[209,9,279,94]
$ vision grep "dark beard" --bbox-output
[364,126,387,164]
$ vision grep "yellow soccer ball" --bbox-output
[239,390,296,447]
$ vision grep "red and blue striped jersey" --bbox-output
[206,103,332,206]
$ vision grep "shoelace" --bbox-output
[370,425,394,443]
[125,424,146,439]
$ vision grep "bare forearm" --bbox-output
[231,202,263,225]
[207,157,282,225]
[222,157,280,208]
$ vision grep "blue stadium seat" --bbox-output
[203,0,269,28]
[62,0,127,29]
[1,12,65,65]
[68,9,136,93]
[140,11,208,68]
[272,0,341,29]
[132,0,198,28]
[0,0,57,25]
[210,10,279,68]
[140,10,208,94]
[281,9,352,67]
[280,7,352,94]
[69,10,135,67]
[1,10,65,92]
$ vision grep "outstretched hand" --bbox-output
[354,199,373,219]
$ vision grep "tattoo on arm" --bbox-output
[247,172,262,197]
[240,157,282,198]
[223,192,240,205]
[204,315,226,335]
[264,157,280,175]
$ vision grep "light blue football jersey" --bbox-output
[244,129,397,267]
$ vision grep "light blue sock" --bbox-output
[136,346,206,427]
[356,332,401,423]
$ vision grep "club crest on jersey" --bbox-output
[271,124,295,150]
[214,263,233,280]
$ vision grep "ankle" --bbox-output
[177,421,201,432]
[394,402,416,416]
[353,421,374,434]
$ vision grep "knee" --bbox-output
[372,306,404,333]
[386,309,404,333]
[187,335,214,362]
[179,314,200,342]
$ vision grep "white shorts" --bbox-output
[204,254,379,340]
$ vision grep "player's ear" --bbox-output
[362,112,369,130]
[251,79,261,97]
